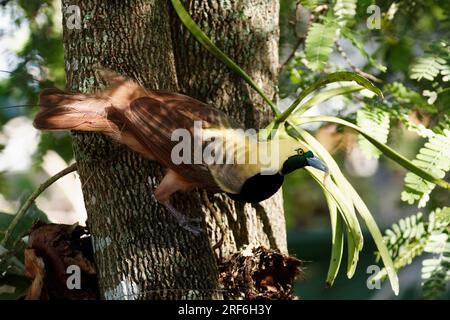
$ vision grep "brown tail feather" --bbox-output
[34,88,118,134]
[38,88,84,109]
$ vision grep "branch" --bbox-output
[280,2,309,70]
[0,163,78,248]
[280,36,304,70]
[335,40,382,83]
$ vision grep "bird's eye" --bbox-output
[296,148,304,155]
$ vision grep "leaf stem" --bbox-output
[171,0,280,115]
[0,163,78,248]
[334,40,382,83]
[274,71,383,124]
[293,116,450,191]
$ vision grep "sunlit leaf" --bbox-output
[276,71,383,123]
[290,115,450,191]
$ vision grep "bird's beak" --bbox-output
[306,154,328,173]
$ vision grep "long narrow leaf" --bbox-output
[276,72,383,123]
[298,84,363,112]
[297,127,400,295]
[349,184,400,295]
[324,186,345,286]
[291,116,450,191]
[289,125,363,248]
[306,167,361,278]
[287,122,363,277]
[171,0,279,115]
[263,83,361,143]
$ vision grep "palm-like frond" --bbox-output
[304,22,337,71]
[357,107,390,159]
[410,56,447,81]
[401,130,450,207]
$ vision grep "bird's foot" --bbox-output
[149,186,202,235]
[163,202,203,236]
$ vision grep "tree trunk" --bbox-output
[61,0,284,300]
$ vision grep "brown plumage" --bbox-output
[34,71,326,208]
[34,71,328,236]
[34,72,241,203]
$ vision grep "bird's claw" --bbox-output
[148,187,203,236]
[162,201,203,236]
[178,219,203,236]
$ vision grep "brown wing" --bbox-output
[144,91,241,129]
[117,96,239,191]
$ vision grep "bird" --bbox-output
[33,70,328,235]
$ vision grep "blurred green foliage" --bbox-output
[280,0,449,299]
[0,0,69,300]
[0,0,71,161]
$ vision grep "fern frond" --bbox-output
[356,106,390,159]
[384,82,434,113]
[410,56,447,82]
[380,213,427,263]
[401,129,450,207]
[440,64,450,82]
[305,22,337,71]
[375,208,450,283]
[334,0,357,28]
[421,210,450,300]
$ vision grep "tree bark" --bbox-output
[61,0,284,300]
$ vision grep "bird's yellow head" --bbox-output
[279,140,328,175]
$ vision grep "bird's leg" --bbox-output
[149,170,202,236]
[201,190,226,250]
[160,201,202,236]
[149,188,202,236]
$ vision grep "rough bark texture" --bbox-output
[61,0,284,300]
[171,0,286,259]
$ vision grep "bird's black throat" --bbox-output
[227,173,284,203]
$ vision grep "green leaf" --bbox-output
[334,0,357,28]
[401,129,450,207]
[356,106,390,159]
[0,206,48,245]
[292,127,362,277]
[276,71,383,123]
[441,65,450,82]
[410,56,448,82]
[324,189,344,286]
[384,82,435,113]
[296,84,363,112]
[348,186,399,295]
[421,209,450,299]
[296,128,398,294]
[306,168,362,278]
[171,0,279,115]
[290,115,450,191]
[302,0,319,9]
[304,22,337,71]
[342,29,387,72]
[373,207,450,298]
